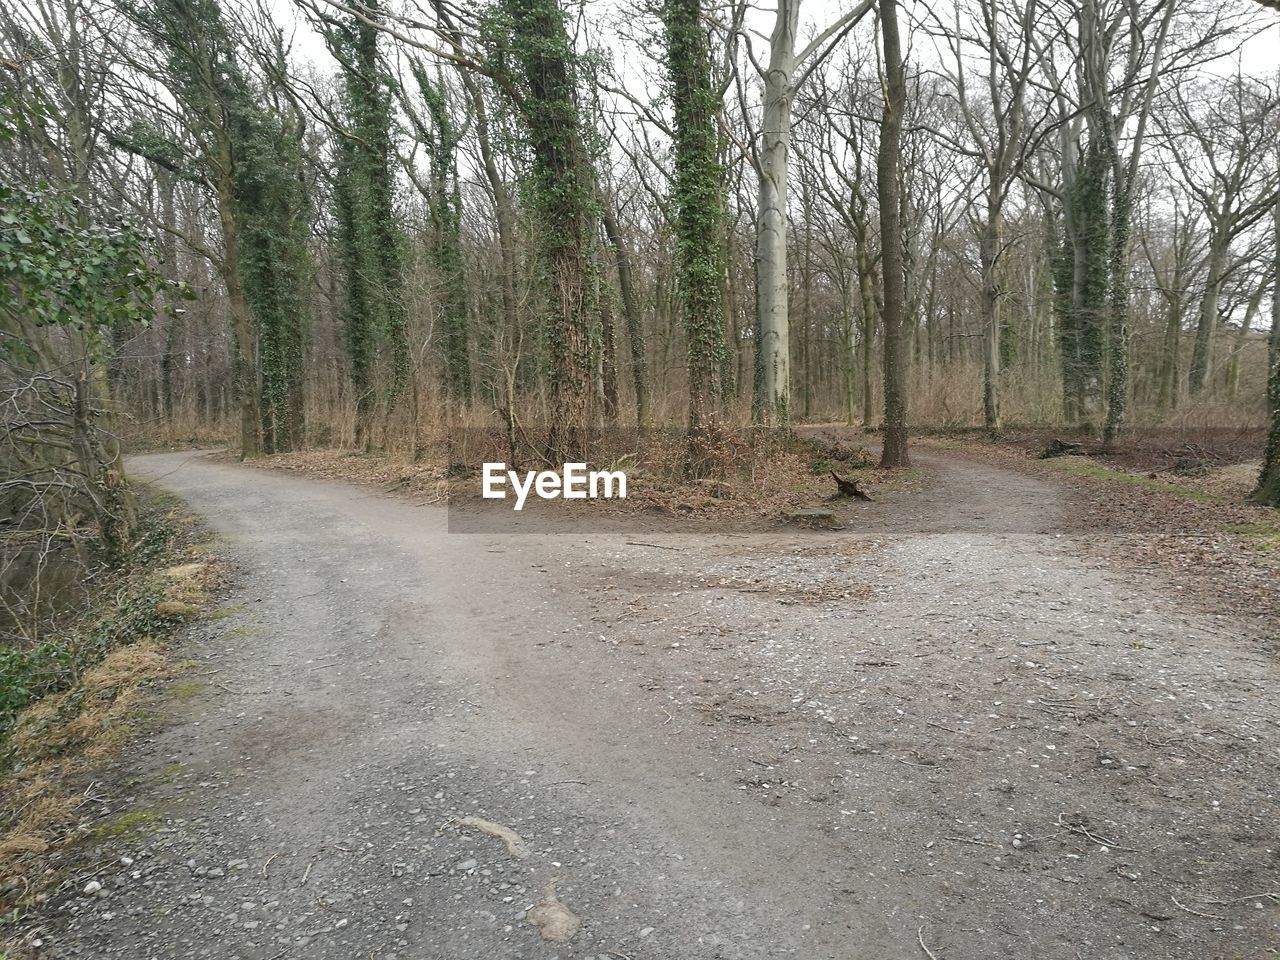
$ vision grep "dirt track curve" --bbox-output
[34,448,1279,960]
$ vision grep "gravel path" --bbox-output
[34,449,1279,959]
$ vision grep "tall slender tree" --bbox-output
[877,0,910,467]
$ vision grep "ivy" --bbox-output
[661,0,727,437]
[410,64,471,400]
[233,100,311,454]
[0,181,175,354]
[328,4,410,445]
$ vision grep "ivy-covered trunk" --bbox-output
[500,0,597,461]
[332,3,408,449]
[1254,203,1280,506]
[1058,134,1110,428]
[235,102,310,455]
[662,0,727,454]
[1103,181,1134,445]
[412,66,471,403]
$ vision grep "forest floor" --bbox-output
[15,437,1280,960]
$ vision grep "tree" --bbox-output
[662,0,728,448]
[877,0,910,468]
[1255,200,1280,505]
[404,63,471,403]
[1,175,174,561]
[329,1,409,447]
[934,0,1050,432]
[235,76,311,453]
[120,0,312,458]
[749,0,874,426]
[489,0,599,459]
[1164,74,1280,396]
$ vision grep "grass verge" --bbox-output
[1047,460,1220,501]
[0,486,221,932]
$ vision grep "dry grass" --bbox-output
[0,510,222,927]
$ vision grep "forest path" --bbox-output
[41,448,1278,960]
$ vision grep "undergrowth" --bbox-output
[0,486,219,928]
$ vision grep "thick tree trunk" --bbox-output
[1190,233,1228,395]
[1103,187,1134,445]
[753,0,799,426]
[877,0,909,468]
[663,0,728,455]
[1254,203,1280,505]
[214,150,261,459]
[503,0,598,460]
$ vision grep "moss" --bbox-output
[1052,462,1218,501]
[1222,522,1280,553]
[93,809,161,841]
[207,605,242,620]
[167,681,205,700]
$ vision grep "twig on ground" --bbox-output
[1198,890,1280,905]
[1170,894,1226,921]
[1055,813,1137,851]
[943,836,1001,848]
[917,924,940,959]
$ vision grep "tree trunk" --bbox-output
[601,199,650,426]
[979,203,1003,432]
[876,0,909,468]
[663,0,728,457]
[1103,185,1134,445]
[1227,282,1265,400]
[1156,289,1183,411]
[502,0,598,459]
[753,0,799,426]
[1190,233,1228,395]
[1254,202,1280,505]
[856,238,876,426]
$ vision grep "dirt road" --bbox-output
[38,449,1279,959]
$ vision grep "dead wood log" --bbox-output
[1040,438,1084,459]
[830,471,873,501]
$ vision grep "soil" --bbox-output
[16,444,1279,960]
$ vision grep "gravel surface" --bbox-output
[28,448,1279,959]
